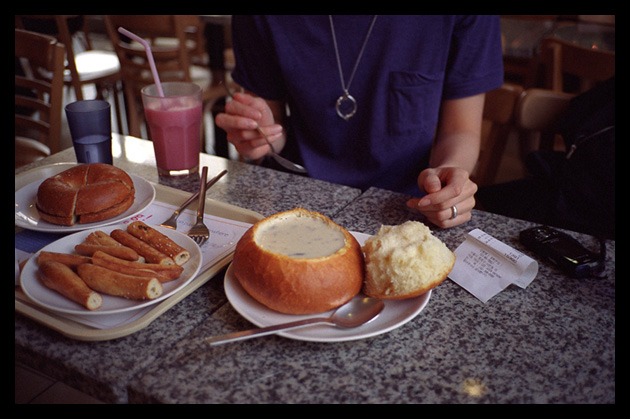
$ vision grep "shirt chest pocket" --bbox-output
[388,71,443,138]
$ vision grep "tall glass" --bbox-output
[141,82,202,177]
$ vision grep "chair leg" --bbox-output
[109,81,125,136]
[123,84,142,138]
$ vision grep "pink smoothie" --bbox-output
[145,103,202,174]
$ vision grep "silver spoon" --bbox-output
[220,82,307,174]
[205,296,384,345]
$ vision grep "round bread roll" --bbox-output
[363,221,455,300]
[232,208,364,315]
[36,163,135,226]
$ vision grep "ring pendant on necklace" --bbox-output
[335,91,358,121]
[329,15,378,121]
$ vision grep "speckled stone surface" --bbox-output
[15,136,361,403]
[14,274,228,403]
[126,188,615,404]
[16,136,615,403]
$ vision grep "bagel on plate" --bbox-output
[232,208,364,315]
[36,163,135,226]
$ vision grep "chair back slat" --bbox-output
[15,28,65,166]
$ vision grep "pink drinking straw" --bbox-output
[118,27,164,97]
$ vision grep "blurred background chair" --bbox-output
[478,84,614,238]
[472,83,524,187]
[15,29,66,168]
[514,88,575,151]
[103,15,228,150]
[15,15,122,129]
[476,87,575,224]
[539,36,615,93]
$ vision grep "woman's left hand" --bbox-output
[406,167,478,228]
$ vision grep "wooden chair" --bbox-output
[514,88,575,151]
[473,83,524,186]
[539,36,615,93]
[15,29,66,168]
[15,16,121,102]
[103,15,227,139]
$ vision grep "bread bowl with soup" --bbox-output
[232,208,364,315]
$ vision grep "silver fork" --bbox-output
[187,166,210,246]
[220,82,307,174]
[159,169,226,230]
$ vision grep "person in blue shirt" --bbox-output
[215,15,504,228]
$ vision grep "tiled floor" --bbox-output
[15,363,105,404]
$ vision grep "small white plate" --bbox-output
[20,224,201,316]
[15,163,156,233]
[224,263,431,343]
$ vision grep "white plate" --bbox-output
[224,263,431,343]
[15,163,156,232]
[20,224,202,316]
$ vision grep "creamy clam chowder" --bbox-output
[255,215,346,258]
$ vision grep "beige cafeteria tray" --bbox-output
[15,163,263,341]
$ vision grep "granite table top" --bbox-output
[15,135,615,403]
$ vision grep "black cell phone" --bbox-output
[519,226,605,278]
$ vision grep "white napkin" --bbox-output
[449,229,538,303]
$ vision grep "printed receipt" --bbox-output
[449,229,538,303]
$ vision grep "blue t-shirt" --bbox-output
[231,15,504,196]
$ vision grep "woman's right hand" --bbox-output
[214,92,285,160]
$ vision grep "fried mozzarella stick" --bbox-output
[38,251,91,270]
[77,264,163,300]
[91,251,178,282]
[83,230,146,262]
[85,230,124,246]
[38,261,102,310]
[110,229,174,265]
[127,221,191,265]
[74,243,141,261]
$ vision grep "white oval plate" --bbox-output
[20,224,201,316]
[224,263,431,343]
[15,163,156,233]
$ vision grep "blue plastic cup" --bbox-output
[65,100,113,164]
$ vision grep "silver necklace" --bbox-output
[329,15,378,121]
